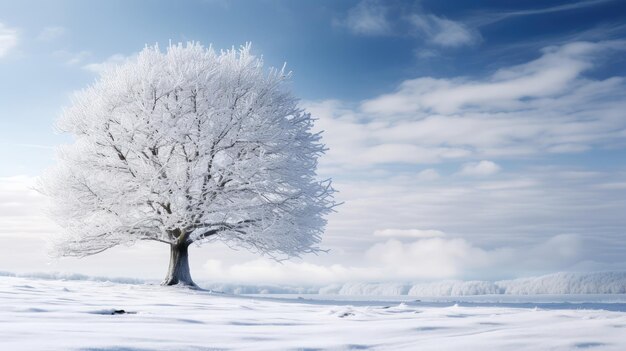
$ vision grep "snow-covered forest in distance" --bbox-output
[2,271,624,296]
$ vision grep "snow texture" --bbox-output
[2,276,626,350]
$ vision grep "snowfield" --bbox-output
[2,276,626,351]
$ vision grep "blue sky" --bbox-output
[1,0,626,284]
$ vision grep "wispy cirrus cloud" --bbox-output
[472,0,619,27]
[338,1,478,48]
[340,0,391,36]
[362,41,626,115]
[409,14,480,47]
[341,0,619,52]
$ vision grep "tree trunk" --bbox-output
[161,242,196,287]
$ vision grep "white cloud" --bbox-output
[319,163,626,275]
[0,22,18,58]
[373,228,445,238]
[305,87,626,278]
[365,238,495,280]
[409,14,480,47]
[200,234,588,284]
[367,234,585,280]
[417,168,440,181]
[203,258,365,285]
[361,143,469,165]
[342,0,391,35]
[82,53,129,74]
[459,160,501,176]
[37,26,66,42]
[362,41,626,115]
[308,41,626,172]
[305,100,470,170]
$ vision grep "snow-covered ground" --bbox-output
[2,276,626,350]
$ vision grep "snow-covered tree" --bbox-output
[41,42,336,286]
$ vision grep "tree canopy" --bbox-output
[41,43,336,281]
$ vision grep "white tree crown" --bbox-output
[41,42,336,259]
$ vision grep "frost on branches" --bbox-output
[41,43,336,286]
